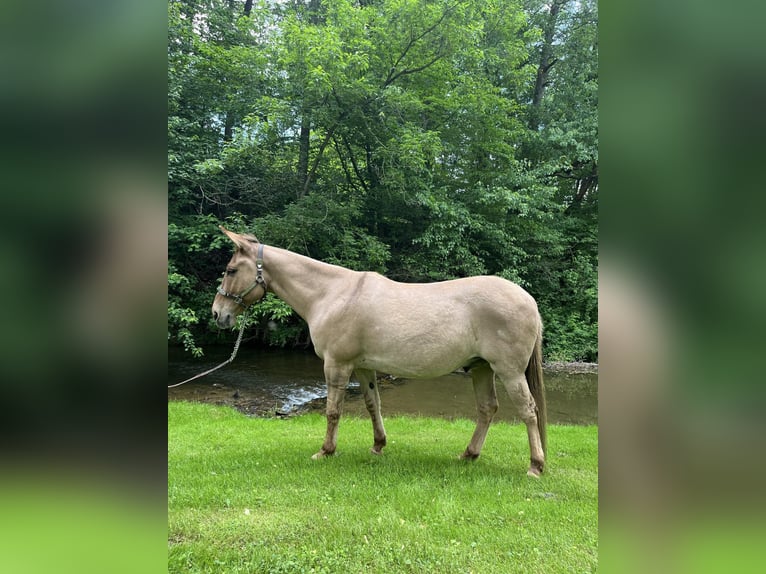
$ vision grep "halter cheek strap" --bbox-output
[216,243,267,308]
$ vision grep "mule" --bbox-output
[211,227,547,476]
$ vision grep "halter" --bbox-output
[216,243,267,308]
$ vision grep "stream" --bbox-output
[168,347,597,425]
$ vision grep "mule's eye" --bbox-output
[226,268,237,276]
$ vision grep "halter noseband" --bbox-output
[216,243,267,309]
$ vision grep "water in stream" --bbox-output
[168,347,597,425]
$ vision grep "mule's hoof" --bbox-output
[311,449,334,460]
[370,447,383,456]
[460,451,480,461]
[527,459,544,477]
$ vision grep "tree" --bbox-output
[168,0,598,361]
[521,0,598,359]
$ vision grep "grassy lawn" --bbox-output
[168,402,597,573]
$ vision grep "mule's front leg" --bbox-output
[312,363,353,459]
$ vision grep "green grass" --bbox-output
[169,402,597,573]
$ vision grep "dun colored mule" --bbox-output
[212,227,547,477]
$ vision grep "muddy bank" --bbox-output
[543,362,598,374]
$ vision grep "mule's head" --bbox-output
[212,226,267,329]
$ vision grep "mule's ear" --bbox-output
[219,225,251,251]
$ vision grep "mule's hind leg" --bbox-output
[498,370,545,477]
[356,369,387,455]
[312,362,353,459]
[461,364,498,460]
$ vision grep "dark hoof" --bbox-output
[370,438,386,455]
[527,459,544,477]
[460,450,480,461]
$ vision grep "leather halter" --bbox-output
[216,243,267,308]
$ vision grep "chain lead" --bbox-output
[167,309,249,388]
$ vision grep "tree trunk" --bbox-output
[296,0,324,197]
[301,124,336,197]
[365,144,379,189]
[297,113,311,196]
[529,0,564,130]
[223,113,235,142]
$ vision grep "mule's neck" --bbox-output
[261,245,350,322]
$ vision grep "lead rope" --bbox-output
[167,313,248,388]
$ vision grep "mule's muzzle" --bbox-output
[212,307,237,329]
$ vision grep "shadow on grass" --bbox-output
[219,429,539,484]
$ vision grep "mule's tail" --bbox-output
[526,324,547,456]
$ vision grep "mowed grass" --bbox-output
[168,402,597,573]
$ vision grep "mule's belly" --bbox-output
[356,358,464,379]
[354,341,474,379]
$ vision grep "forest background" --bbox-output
[168,0,597,362]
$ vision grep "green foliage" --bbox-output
[168,266,203,358]
[168,0,598,362]
[167,214,232,352]
[255,194,391,272]
[247,293,305,347]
